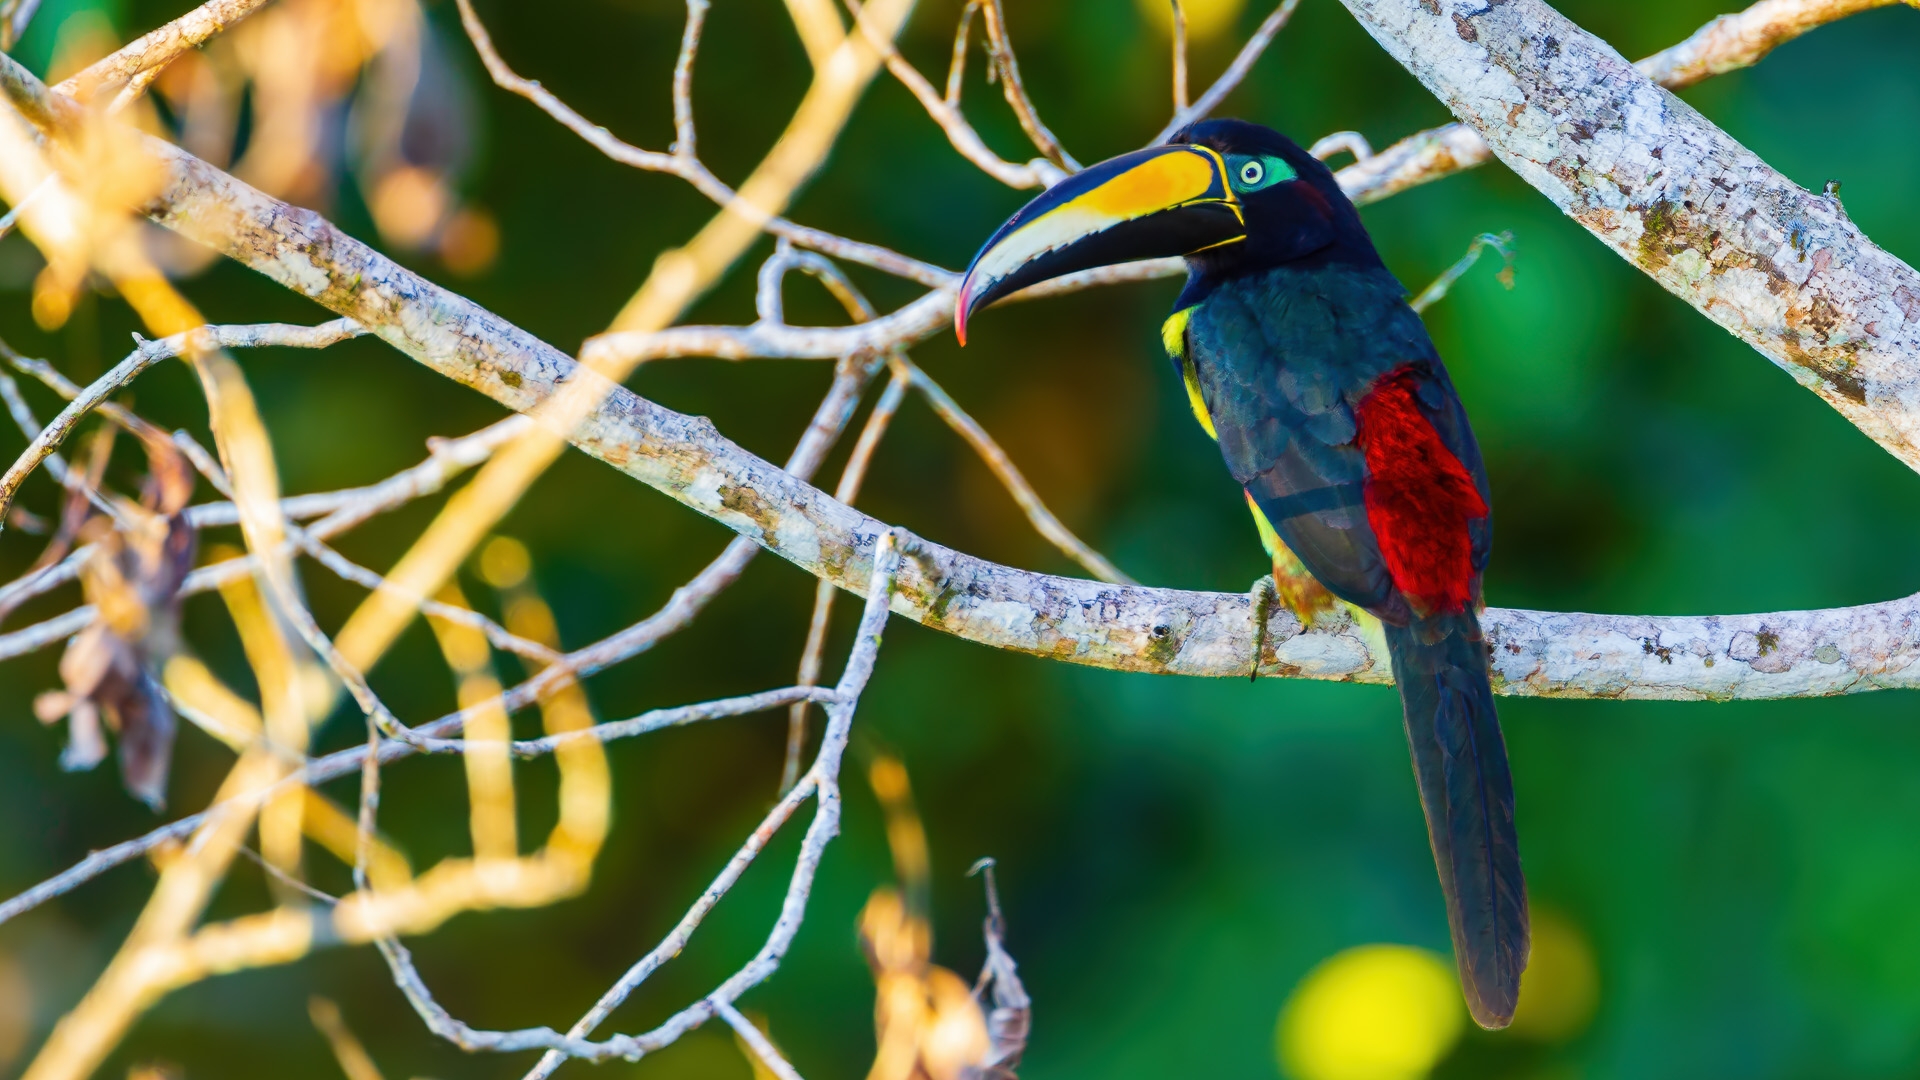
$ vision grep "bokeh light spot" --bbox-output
[1136,0,1248,44]
[1506,908,1599,1042]
[480,535,532,589]
[1276,944,1465,1080]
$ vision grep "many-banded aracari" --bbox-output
[955,119,1527,1028]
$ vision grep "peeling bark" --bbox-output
[1337,0,1920,472]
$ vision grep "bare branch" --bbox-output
[1331,0,1909,205]
[717,1002,806,1080]
[944,0,980,105]
[0,0,46,52]
[1150,0,1304,145]
[1170,0,1191,112]
[1334,121,1491,207]
[55,0,277,104]
[1408,231,1515,314]
[897,355,1135,585]
[850,0,1057,189]
[673,0,713,156]
[1308,130,1373,164]
[784,368,910,793]
[978,0,1080,172]
[0,341,163,524]
[453,0,948,286]
[1638,0,1912,90]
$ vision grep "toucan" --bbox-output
[955,119,1527,1028]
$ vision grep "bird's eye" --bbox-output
[1239,160,1265,185]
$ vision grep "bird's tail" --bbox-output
[1382,611,1529,1028]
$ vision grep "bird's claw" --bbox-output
[1248,574,1276,682]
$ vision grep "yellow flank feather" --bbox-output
[1243,491,1282,558]
[1183,358,1218,441]
[1163,307,1217,441]
[1161,306,1193,359]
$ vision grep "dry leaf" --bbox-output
[41,430,198,808]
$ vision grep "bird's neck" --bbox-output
[1175,245,1394,311]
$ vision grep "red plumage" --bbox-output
[1354,367,1488,616]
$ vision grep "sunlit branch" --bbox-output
[55,0,278,104]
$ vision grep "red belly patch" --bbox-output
[1354,367,1487,615]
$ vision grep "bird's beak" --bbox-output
[954,143,1244,344]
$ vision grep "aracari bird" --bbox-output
[953,119,1527,1028]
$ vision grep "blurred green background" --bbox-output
[2,0,1919,1076]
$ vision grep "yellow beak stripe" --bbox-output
[965,148,1234,296]
[1074,147,1225,218]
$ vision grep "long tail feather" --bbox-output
[1383,612,1528,1028]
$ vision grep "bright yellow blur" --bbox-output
[1276,944,1465,1080]
[1508,909,1600,1042]
[1137,0,1249,42]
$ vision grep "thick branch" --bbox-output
[1,45,1909,699]
[105,129,1920,699]
[1336,0,1920,476]
[1332,0,1913,203]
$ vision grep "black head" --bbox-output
[1168,118,1382,286]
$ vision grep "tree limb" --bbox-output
[1335,0,1920,478]
[2,44,1912,700]
[1332,0,1915,205]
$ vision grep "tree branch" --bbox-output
[1,45,1909,701]
[1336,0,1920,475]
[54,0,277,104]
[1331,0,1914,202]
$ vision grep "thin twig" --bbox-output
[978,0,1079,171]
[1170,0,1190,112]
[897,355,1135,585]
[847,0,1055,189]
[673,0,711,157]
[522,532,905,1076]
[717,1001,806,1080]
[453,0,950,285]
[1151,0,1304,145]
[945,0,981,105]
[1409,231,1516,314]
[0,340,163,526]
[1308,130,1373,164]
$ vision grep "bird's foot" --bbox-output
[1272,558,1340,630]
[1248,574,1276,682]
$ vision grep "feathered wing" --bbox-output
[1186,264,1528,1027]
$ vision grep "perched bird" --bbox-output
[954,119,1527,1028]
